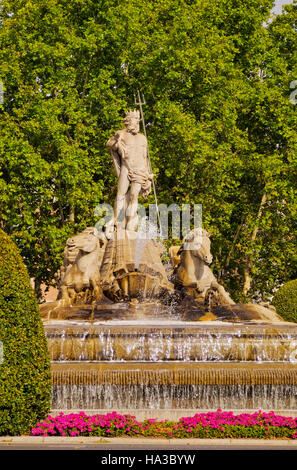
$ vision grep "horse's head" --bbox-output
[66,227,100,260]
[181,228,213,265]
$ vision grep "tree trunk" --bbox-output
[243,267,252,296]
[223,215,246,280]
[242,193,267,296]
[34,278,43,301]
[69,205,75,223]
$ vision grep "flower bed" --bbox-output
[31,410,297,439]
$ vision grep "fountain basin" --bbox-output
[44,318,297,412]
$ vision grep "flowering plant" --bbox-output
[31,410,297,439]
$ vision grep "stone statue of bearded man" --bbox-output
[106,110,153,232]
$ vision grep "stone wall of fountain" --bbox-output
[44,318,297,412]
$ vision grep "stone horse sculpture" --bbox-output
[59,227,106,304]
[175,228,235,306]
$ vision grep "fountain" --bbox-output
[40,109,297,418]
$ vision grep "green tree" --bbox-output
[0,0,126,294]
[0,0,296,301]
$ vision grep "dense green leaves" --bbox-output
[0,0,296,301]
[0,229,51,435]
[272,279,297,323]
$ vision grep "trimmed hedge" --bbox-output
[0,229,51,435]
[272,279,297,323]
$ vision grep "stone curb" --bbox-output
[50,409,297,420]
[1,436,297,446]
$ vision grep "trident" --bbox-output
[134,90,162,236]
[0,80,4,105]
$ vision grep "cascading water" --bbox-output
[52,384,297,411]
[46,323,297,363]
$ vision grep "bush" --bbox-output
[272,279,297,323]
[0,229,51,435]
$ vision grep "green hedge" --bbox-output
[0,229,51,435]
[272,279,297,323]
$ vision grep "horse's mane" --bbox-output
[177,228,211,256]
[183,228,210,242]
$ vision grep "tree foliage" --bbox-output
[0,0,296,301]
